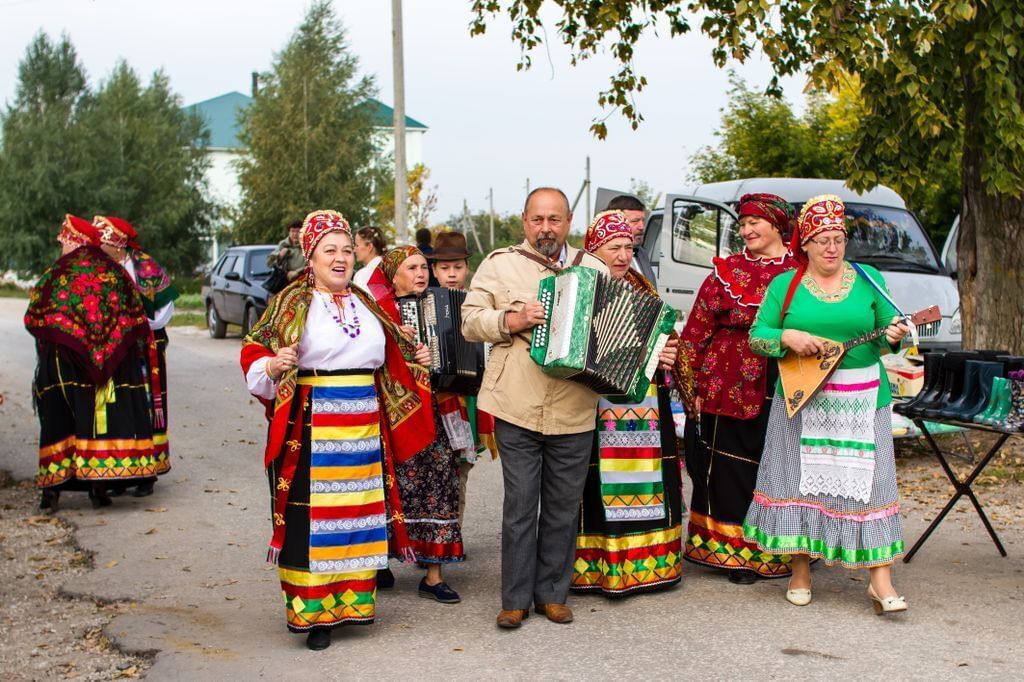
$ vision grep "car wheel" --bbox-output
[243,304,260,336]
[207,302,227,339]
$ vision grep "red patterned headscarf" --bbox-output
[300,209,350,261]
[93,215,141,249]
[58,214,101,249]
[737,193,793,235]
[584,210,633,253]
[380,245,423,283]
[790,194,847,264]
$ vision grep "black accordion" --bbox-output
[397,287,485,395]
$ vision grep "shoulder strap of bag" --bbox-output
[511,247,563,272]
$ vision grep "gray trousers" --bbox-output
[495,418,593,610]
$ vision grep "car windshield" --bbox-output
[721,202,940,272]
[248,248,274,278]
[843,204,940,272]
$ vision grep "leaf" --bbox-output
[144,507,168,513]
[104,560,118,568]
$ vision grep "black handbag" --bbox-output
[263,265,289,294]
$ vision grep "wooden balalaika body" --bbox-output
[398,287,485,395]
[529,266,676,403]
[778,305,941,417]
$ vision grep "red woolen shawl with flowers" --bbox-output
[24,245,150,384]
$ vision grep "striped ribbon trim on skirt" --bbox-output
[298,372,389,575]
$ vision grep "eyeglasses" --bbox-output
[807,236,848,247]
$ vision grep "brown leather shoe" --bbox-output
[534,603,574,624]
[496,609,529,629]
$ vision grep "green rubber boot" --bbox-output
[975,376,1008,424]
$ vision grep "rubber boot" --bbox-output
[939,360,981,420]
[906,353,955,418]
[896,352,941,416]
[975,377,1009,424]
[921,352,968,420]
[956,361,1003,421]
[998,380,1024,431]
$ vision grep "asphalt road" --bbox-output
[1,297,1022,680]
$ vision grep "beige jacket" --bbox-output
[461,239,609,435]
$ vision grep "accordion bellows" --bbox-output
[399,288,485,395]
[530,267,676,403]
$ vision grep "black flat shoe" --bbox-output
[306,627,331,651]
[418,577,461,604]
[728,570,758,585]
[40,489,60,512]
[88,484,112,509]
[132,480,155,497]
[377,567,395,589]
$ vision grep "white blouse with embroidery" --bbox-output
[245,290,386,400]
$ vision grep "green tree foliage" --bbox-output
[77,63,215,275]
[236,1,388,243]
[690,74,959,244]
[628,178,662,212]
[0,33,89,273]
[471,0,1024,351]
[0,32,214,275]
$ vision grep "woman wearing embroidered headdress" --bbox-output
[26,215,154,511]
[679,193,799,584]
[365,246,466,604]
[94,215,179,497]
[241,210,436,650]
[568,210,689,597]
[744,195,909,613]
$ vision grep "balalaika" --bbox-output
[778,305,941,417]
[398,287,485,395]
[529,266,676,403]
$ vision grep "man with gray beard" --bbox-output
[461,188,608,629]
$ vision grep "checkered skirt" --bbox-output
[743,392,903,568]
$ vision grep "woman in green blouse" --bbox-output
[744,194,910,615]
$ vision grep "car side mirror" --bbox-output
[225,271,241,281]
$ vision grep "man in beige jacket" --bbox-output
[462,188,608,629]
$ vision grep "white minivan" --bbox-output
[611,178,962,351]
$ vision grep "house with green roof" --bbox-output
[183,91,427,257]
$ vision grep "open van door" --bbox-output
[593,187,633,215]
[645,195,738,323]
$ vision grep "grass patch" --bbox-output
[176,293,204,310]
[168,311,206,328]
[0,283,30,299]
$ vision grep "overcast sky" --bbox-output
[1,0,806,231]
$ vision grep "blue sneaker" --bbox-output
[418,577,461,604]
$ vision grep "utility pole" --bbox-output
[488,188,495,250]
[391,0,409,244]
[463,200,484,255]
[585,155,591,226]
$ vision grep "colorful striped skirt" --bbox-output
[34,344,156,489]
[268,370,387,632]
[572,381,683,597]
[683,362,792,577]
[743,392,904,569]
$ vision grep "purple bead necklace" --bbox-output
[318,288,361,338]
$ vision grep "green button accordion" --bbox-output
[529,266,676,403]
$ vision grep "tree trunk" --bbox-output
[958,140,1024,354]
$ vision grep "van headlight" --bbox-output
[949,310,962,335]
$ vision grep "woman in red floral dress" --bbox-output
[679,193,798,583]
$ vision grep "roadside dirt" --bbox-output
[0,472,152,681]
